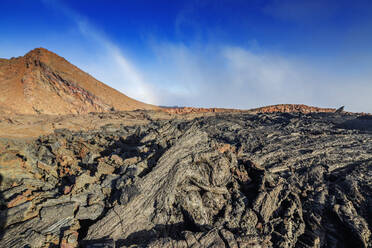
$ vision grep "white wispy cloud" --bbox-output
[141,42,372,112]
[75,21,158,104]
[42,0,158,104]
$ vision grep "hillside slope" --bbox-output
[0,48,157,115]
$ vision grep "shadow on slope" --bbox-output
[0,175,7,241]
[337,115,372,132]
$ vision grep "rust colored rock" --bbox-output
[250,104,336,114]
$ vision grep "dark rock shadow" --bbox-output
[80,223,208,247]
[337,115,372,132]
[116,223,187,247]
[99,132,167,179]
[0,174,7,241]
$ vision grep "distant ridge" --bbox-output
[161,104,343,115]
[249,104,337,114]
[0,48,157,115]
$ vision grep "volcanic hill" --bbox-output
[0,48,156,115]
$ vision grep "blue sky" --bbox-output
[1,0,372,112]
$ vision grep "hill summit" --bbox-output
[0,48,156,115]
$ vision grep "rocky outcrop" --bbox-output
[249,104,337,114]
[0,112,371,247]
[161,107,240,114]
[161,104,372,116]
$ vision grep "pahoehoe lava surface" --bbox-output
[0,112,371,247]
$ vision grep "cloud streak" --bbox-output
[141,42,372,112]
[76,21,158,104]
[42,0,158,104]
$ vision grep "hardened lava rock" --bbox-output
[0,112,371,247]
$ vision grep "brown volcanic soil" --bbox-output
[0,48,157,115]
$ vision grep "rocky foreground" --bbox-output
[0,112,371,247]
